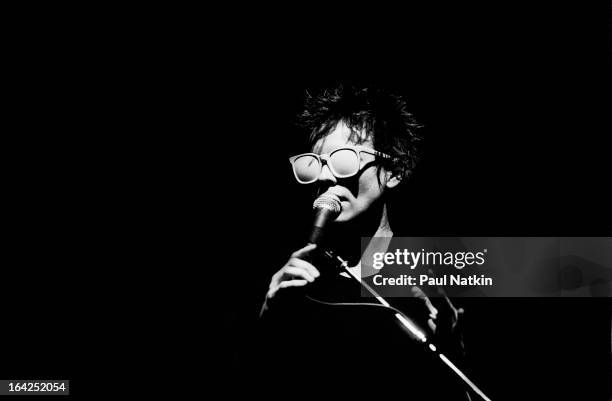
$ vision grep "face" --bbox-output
[310,121,399,223]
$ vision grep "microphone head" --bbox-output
[312,193,342,216]
[308,193,342,245]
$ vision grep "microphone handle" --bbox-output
[308,207,338,245]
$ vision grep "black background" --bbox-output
[219,3,612,401]
[2,1,611,399]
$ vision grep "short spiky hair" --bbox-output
[297,85,422,181]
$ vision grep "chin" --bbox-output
[335,214,348,223]
[334,209,362,224]
[334,212,351,223]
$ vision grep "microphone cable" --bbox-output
[304,248,491,401]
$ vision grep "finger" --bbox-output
[288,257,320,278]
[270,270,283,287]
[425,269,457,306]
[436,285,459,316]
[291,243,317,259]
[441,296,460,321]
[267,279,309,299]
[427,318,437,332]
[426,269,461,321]
[411,286,439,320]
[278,279,308,289]
[427,298,462,335]
[281,266,315,282]
[269,279,309,297]
[270,269,287,288]
[426,268,450,297]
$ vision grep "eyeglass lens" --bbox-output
[293,155,321,182]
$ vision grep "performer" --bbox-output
[260,85,470,400]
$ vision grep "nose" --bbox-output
[317,162,337,184]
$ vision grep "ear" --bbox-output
[384,171,402,189]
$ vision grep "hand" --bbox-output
[411,279,469,400]
[412,286,464,335]
[411,273,465,356]
[261,244,321,314]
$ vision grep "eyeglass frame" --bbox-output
[288,145,392,184]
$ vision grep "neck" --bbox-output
[325,202,393,265]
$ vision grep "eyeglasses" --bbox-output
[289,145,391,184]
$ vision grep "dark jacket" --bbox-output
[259,249,471,400]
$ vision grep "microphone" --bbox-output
[308,193,342,245]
